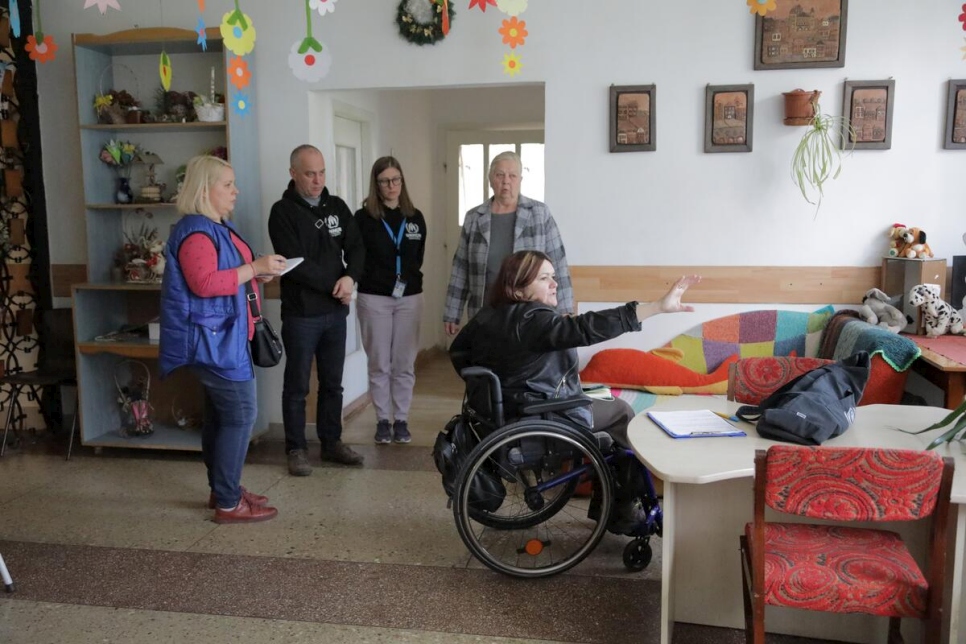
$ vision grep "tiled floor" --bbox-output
[0,355,834,643]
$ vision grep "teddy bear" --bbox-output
[886,223,910,257]
[858,288,911,334]
[900,227,934,259]
[908,284,964,337]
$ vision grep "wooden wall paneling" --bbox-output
[7,261,30,294]
[51,264,88,298]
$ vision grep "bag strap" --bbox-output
[244,280,262,321]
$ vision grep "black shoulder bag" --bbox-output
[245,281,283,368]
[735,351,871,445]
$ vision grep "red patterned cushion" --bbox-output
[764,447,945,522]
[744,522,927,617]
[731,356,833,405]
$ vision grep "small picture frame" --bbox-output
[753,0,848,70]
[610,84,656,153]
[704,84,754,153]
[842,79,895,150]
[944,79,966,150]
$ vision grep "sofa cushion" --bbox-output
[580,347,737,395]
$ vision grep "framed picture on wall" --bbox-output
[944,79,966,150]
[842,79,895,150]
[753,0,848,70]
[704,84,754,153]
[610,84,656,152]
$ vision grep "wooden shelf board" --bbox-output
[78,339,158,359]
[80,122,226,132]
[86,202,177,210]
[73,282,161,292]
[82,425,202,451]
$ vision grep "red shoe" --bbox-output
[213,496,278,524]
[207,486,269,510]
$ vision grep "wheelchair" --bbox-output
[435,366,663,579]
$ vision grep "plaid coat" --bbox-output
[444,195,574,324]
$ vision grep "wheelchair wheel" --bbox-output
[623,537,652,572]
[453,420,613,578]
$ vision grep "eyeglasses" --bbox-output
[377,176,402,187]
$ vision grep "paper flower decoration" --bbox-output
[231,92,251,116]
[228,56,251,89]
[469,0,496,12]
[159,51,172,90]
[501,52,522,77]
[220,6,256,56]
[198,0,205,9]
[288,39,332,83]
[499,17,527,48]
[83,0,121,13]
[496,0,526,17]
[196,17,208,51]
[25,33,58,63]
[9,0,19,37]
[310,0,337,16]
[747,0,777,16]
[960,4,966,31]
[99,139,141,177]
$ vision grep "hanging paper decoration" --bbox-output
[159,51,172,90]
[960,4,966,31]
[196,17,208,51]
[231,92,251,117]
[198,0,205,10]
[496,0,526,17]
[228,56,251,89]
[396,0,455,46]
[83,0,121,14]
[220,1,257,57]
[498,17,526,48]
[25,0,57,63]
[290,0,333,82]
[747,0,777,16]
[468,0,496,13]
[10,0,20,37]
[310,0,338,16]
[501,52,521,77]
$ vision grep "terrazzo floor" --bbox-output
[0,355,839,643]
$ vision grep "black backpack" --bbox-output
[735,351,871,445]
[432,415,505,512]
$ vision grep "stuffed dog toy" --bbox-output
[859,288,911,334]
[902,227,934,259]
[908,284,964,337]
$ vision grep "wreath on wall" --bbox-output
[396,0,454,46]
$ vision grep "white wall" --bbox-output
[37,1,966,419]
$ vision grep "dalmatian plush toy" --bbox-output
[908,284,965,337]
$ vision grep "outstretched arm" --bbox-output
[635,275,701,322]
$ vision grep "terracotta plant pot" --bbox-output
[783,89,821,126]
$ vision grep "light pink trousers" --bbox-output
[357,292,424,422]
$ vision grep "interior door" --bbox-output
[333,115,365,356]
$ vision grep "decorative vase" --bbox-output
[115,177,133,204]
[782,89,821,126]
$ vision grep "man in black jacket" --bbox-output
[269,144,366,475]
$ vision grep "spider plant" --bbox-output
[791,97,855,210]
[898,397,966,450]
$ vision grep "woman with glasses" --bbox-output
[443,151,574,338]
[354,157,427,445]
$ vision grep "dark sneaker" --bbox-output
[287,448,312,476]
[320,441,364,466]
[392,420,412,444]
[374,420,392,444]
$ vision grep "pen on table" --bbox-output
[713,411,740,422]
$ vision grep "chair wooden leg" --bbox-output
[0,385,20,456]
[887,617,904,644]
[65,390,78,461]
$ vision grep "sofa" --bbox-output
[580,306,922,406]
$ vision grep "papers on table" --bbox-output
[646,409,746,439]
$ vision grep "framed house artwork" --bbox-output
[610,84,656,152]
[944,79,966,150]
[842,79,895,150]
[754,0,848,70]
[704,84,754,153]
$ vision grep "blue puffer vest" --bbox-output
[159,214,254,381]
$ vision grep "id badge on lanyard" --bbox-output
[384,218,407,298]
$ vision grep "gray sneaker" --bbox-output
[287,448,312,476]
[374,420,392,444]
[320,441,364,466]
[392,420,412,444]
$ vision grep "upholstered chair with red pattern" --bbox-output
[739,446,953,643]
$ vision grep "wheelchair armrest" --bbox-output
[520,395,593,416]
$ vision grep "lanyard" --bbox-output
[382,218,405,276]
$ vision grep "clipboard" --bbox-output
[646,409,746,439]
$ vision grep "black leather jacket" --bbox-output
[450,301,640,428]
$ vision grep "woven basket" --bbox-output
[96,63,140,125]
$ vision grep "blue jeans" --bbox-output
[192,367,257,509]
[281,311,347,452]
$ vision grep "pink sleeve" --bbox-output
[178,233,243,297]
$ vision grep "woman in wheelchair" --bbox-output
[446,250,699,576]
